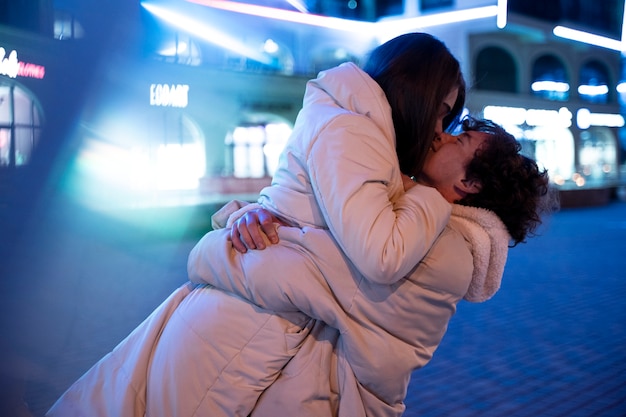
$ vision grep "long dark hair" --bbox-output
[362,33,466,178]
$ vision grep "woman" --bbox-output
[144,32,471,416]
[172,117,551,417]
[236,32,467,286]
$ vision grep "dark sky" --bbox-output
[508,0,624,39]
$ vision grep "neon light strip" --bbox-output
[496,0,507,29]
[184,0,498,35]
[375,6,498,33]
[623,0,626,51]
[185,0,372,32]
[553,26,623,52]
[162,1,625,52]
[142,2,273,63]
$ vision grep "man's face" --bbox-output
[419,130,488,203]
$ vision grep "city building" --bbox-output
[1,0,624,211]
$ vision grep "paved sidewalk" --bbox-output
[3,197,626,416]
[404,201,626,417]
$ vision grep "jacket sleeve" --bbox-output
[308,115,452,285]
[187,228,302,313]
[187,225,355,326]
[210,200,253,230]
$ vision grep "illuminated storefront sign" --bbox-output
[483,105,573,128]
[0,47,46,79]
[149,83,189,108]
[576,108,625,129]
[484,105,624,130]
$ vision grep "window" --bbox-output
[531,54,569,101]
[54,10,85,40]
[153,33,202,66]
[578,127,618,185]
[143,111,205,190]
[579,60,610,104]
[0,81,43,167]
[474,46,517,93]
[525,126,576,187]
[226,122,291,178]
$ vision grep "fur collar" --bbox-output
[450,204,511,303]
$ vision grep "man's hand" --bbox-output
[402,174,418,191]
[230,208,282,253]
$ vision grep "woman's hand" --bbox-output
[230,208,283,253]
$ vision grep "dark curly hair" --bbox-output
[457,117,557,246]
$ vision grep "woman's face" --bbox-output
[419,130,488,203]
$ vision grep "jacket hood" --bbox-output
[308,62,395,146]
[450,204,511,303]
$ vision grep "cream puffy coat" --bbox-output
[180,62,509,415]
[257,62,452,284]
[185,202,510,417]
[46,203,509,417]
[46,63,510,417]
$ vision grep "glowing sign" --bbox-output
[153,1,498,38]
[0,47,45,79]
[150,83,189,108]
[578,84,609,96]
[483,105,572,129]
[576,108,625,129]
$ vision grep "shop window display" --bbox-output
[483,105,576,187]
[578,127,618,186]
[524,125,576,187]
[68,108,206,212]
[0,81,43,167]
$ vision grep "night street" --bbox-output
[2,193,625,416]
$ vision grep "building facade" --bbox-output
[1,0,624,211]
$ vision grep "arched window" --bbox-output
[531,54,569,101]
[474,46,517,93]
[579,60,610,104]
[148,111,206,190]
[72,108,206,208]
[0,81,43,167]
